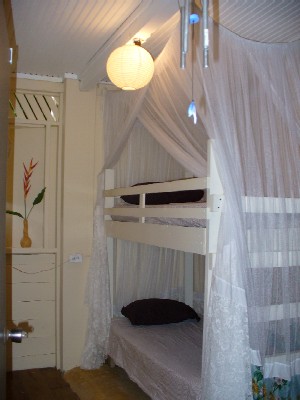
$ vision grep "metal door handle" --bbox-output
[7,329,28,343]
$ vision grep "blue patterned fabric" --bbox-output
[252,365,300,400]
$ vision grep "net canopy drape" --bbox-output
[82,11,300,399]
[198,23,300,399]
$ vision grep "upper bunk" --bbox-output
[103,137,300,264]
[103,140,224,256]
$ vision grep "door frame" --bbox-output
[0,1,15,398]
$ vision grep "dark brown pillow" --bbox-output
[121,298,200,325]
[121,182,204,205]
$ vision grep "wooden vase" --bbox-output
[20,218,32,248]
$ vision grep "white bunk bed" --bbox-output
[102,141,223,399]
[102,141,300,399]
[104,141,223,310]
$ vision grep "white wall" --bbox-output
[61,78,103,370]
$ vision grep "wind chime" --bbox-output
[180,0,209,124]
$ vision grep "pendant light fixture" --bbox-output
[106,39,154,90]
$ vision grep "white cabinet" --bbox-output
[6,251,57,370]
[6,80,63,371]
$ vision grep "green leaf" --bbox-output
[6,210,24,219]
[32,187,46,206]
[253,370,264,382]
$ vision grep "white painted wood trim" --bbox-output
[105,221,206,254]
[105,206,207,219]
[44,124,51,248]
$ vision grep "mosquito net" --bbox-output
[82,12,300,399]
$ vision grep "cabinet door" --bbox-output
[6,253,56,370]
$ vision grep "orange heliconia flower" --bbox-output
[23,159,38,199]
[6,158,46,221]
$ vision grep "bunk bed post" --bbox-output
[105,169,115,315]
[183,170,194,308]
[184,253,193,307]
[204,140,223,313]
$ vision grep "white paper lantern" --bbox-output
[106,42,154,90]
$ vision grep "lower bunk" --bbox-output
[108,316,203,400]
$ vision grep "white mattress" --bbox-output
[108,317,203,400]
[111,202,207,227]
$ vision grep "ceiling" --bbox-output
[10,0,300,91]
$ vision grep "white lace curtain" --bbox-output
[82,12,300,400]
[198,24,300,399]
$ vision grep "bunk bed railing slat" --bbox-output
[104,177,207,197]
[104,206,207,219]
[105,221,206,254]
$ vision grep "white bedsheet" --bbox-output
[111,202,207,227]
[108,317,203,400]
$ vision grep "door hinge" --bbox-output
[9,48,13,64]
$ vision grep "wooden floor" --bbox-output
[6,368,80,400]
[64,364,151,400]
